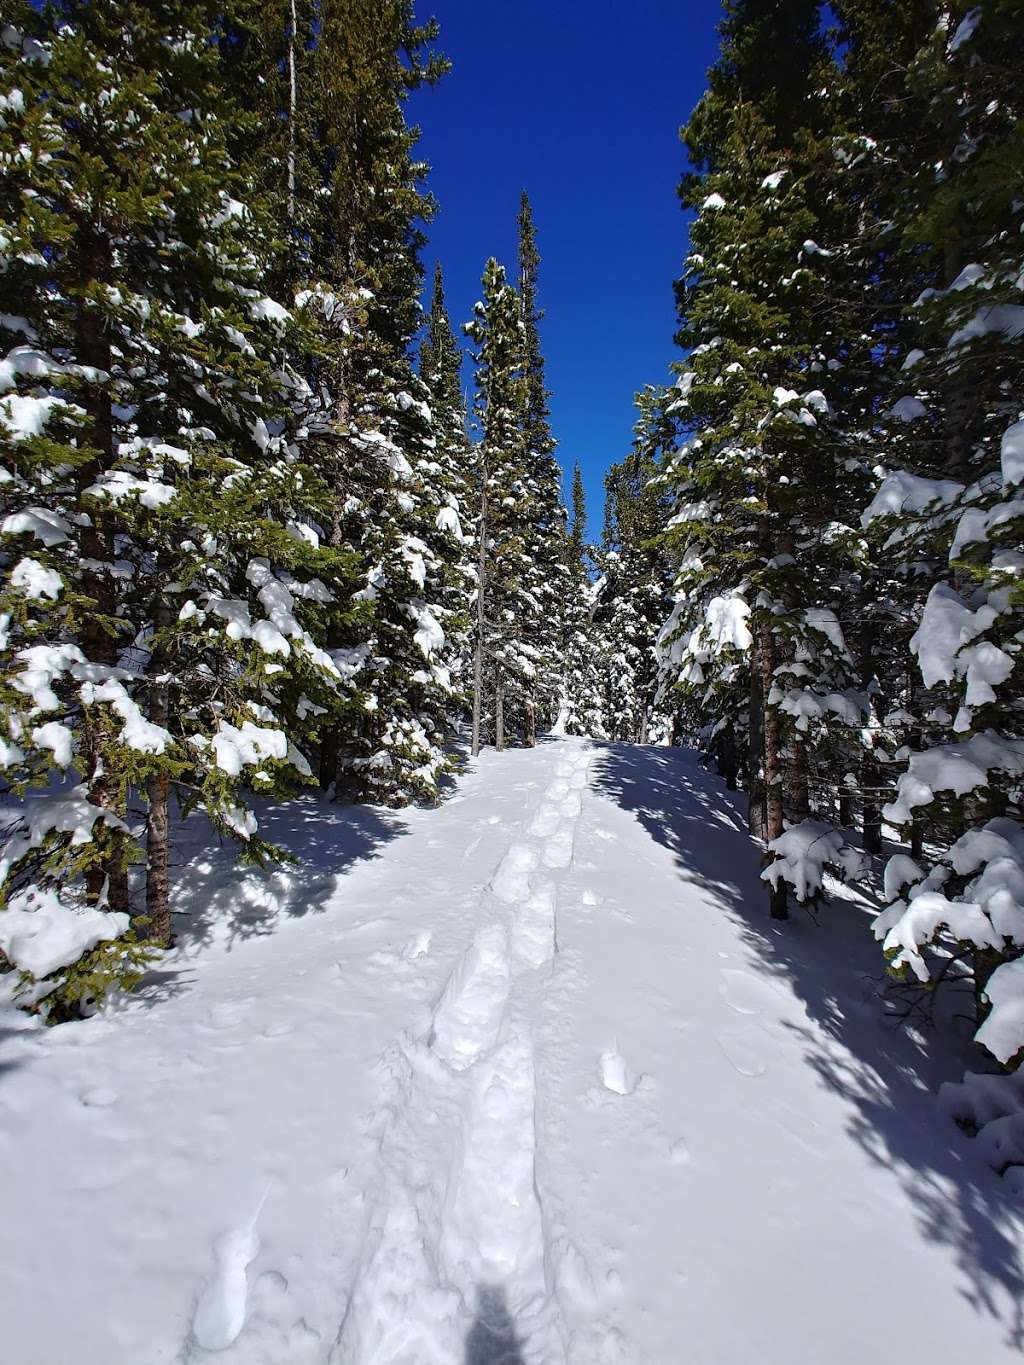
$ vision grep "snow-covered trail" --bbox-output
[1,740,1022,1365]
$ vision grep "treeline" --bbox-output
[0,1,570,1016]
[651,0,1023,1082]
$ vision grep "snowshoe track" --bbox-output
[332,741,593,1363]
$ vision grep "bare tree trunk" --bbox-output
[838,776,854,827]
[287,0,297,224]
[524,701,536,748]
[718,721,738,791]
[495,670,505,752]
[471,475,488,757]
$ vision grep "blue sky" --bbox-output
[409,0,724,537]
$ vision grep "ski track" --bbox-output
[330,739,595,1364]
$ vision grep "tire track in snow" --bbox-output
[330,741,594,1364]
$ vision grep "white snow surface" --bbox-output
[0,741,1021,1363]
[0,884,129,979]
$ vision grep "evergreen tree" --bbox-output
[0,2,354,1012]
[420,261,475,708]
[226,2,460,806]
[559,464,606,738]
[846,2,1024,1061]
[464,259,528,753]
[657,0,871,916]
[516,192,569,743]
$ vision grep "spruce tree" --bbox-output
[658,0,871,915]
[516,192,569,743]
[0,2,354,1012]
[847,2,1024,1060]
[464,259,527,753]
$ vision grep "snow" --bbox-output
[0,742,1021,1364]
[31,720,74,767]
[1,504,71,546]
[674,593,753,681]
[862,470,963,524]
[1002,419,1024,488]
[248,296,291,329]
[948,6,982,52]
[212,720,288,778]
[884,732,1024,825]
[888,395,927,422]
[910,582,994,688]
[0,392,82,439]
[701,192,726,211]
[79,677,172,754]
[409,602,445,659]
[762,820,867,902]
[85,469,177,509]
[10,555,62,600]
[0,885,129,980]
[948,305,1024,348]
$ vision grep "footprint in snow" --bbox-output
[201,1000,253,1032]
[600,1046,638,1096]
[401,929,432,961]
[716,1026,768,1078]
[718,967,789,1018]
[80,1087,118,1108]
[430,925,511,1071]
[490,844,539,904]
[262,1022,294,1039]
[529,803,562,838]
[542,825,574,869]
[191,1191,269,1352]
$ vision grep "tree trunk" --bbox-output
[471,474,488,757]
[287,0,297,225]
[760,624,787,919]
[524,701,536,748]
[838,776,854,827]
[494,671,505,752]
[719,722,738,791]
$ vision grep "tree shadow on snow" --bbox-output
[160,793,410,958]
[591,741,1024,1349]
[464,1286,524,1365]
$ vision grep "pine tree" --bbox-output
[657,0,872,916]
[420,261,475,709]
[559,464,606,738]
[226,2,460,806]
[847,2,1024,1061]
[516,192,569,743]
[464,259,527,753]
[0,2,354,1013]
[599,403,675,744]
